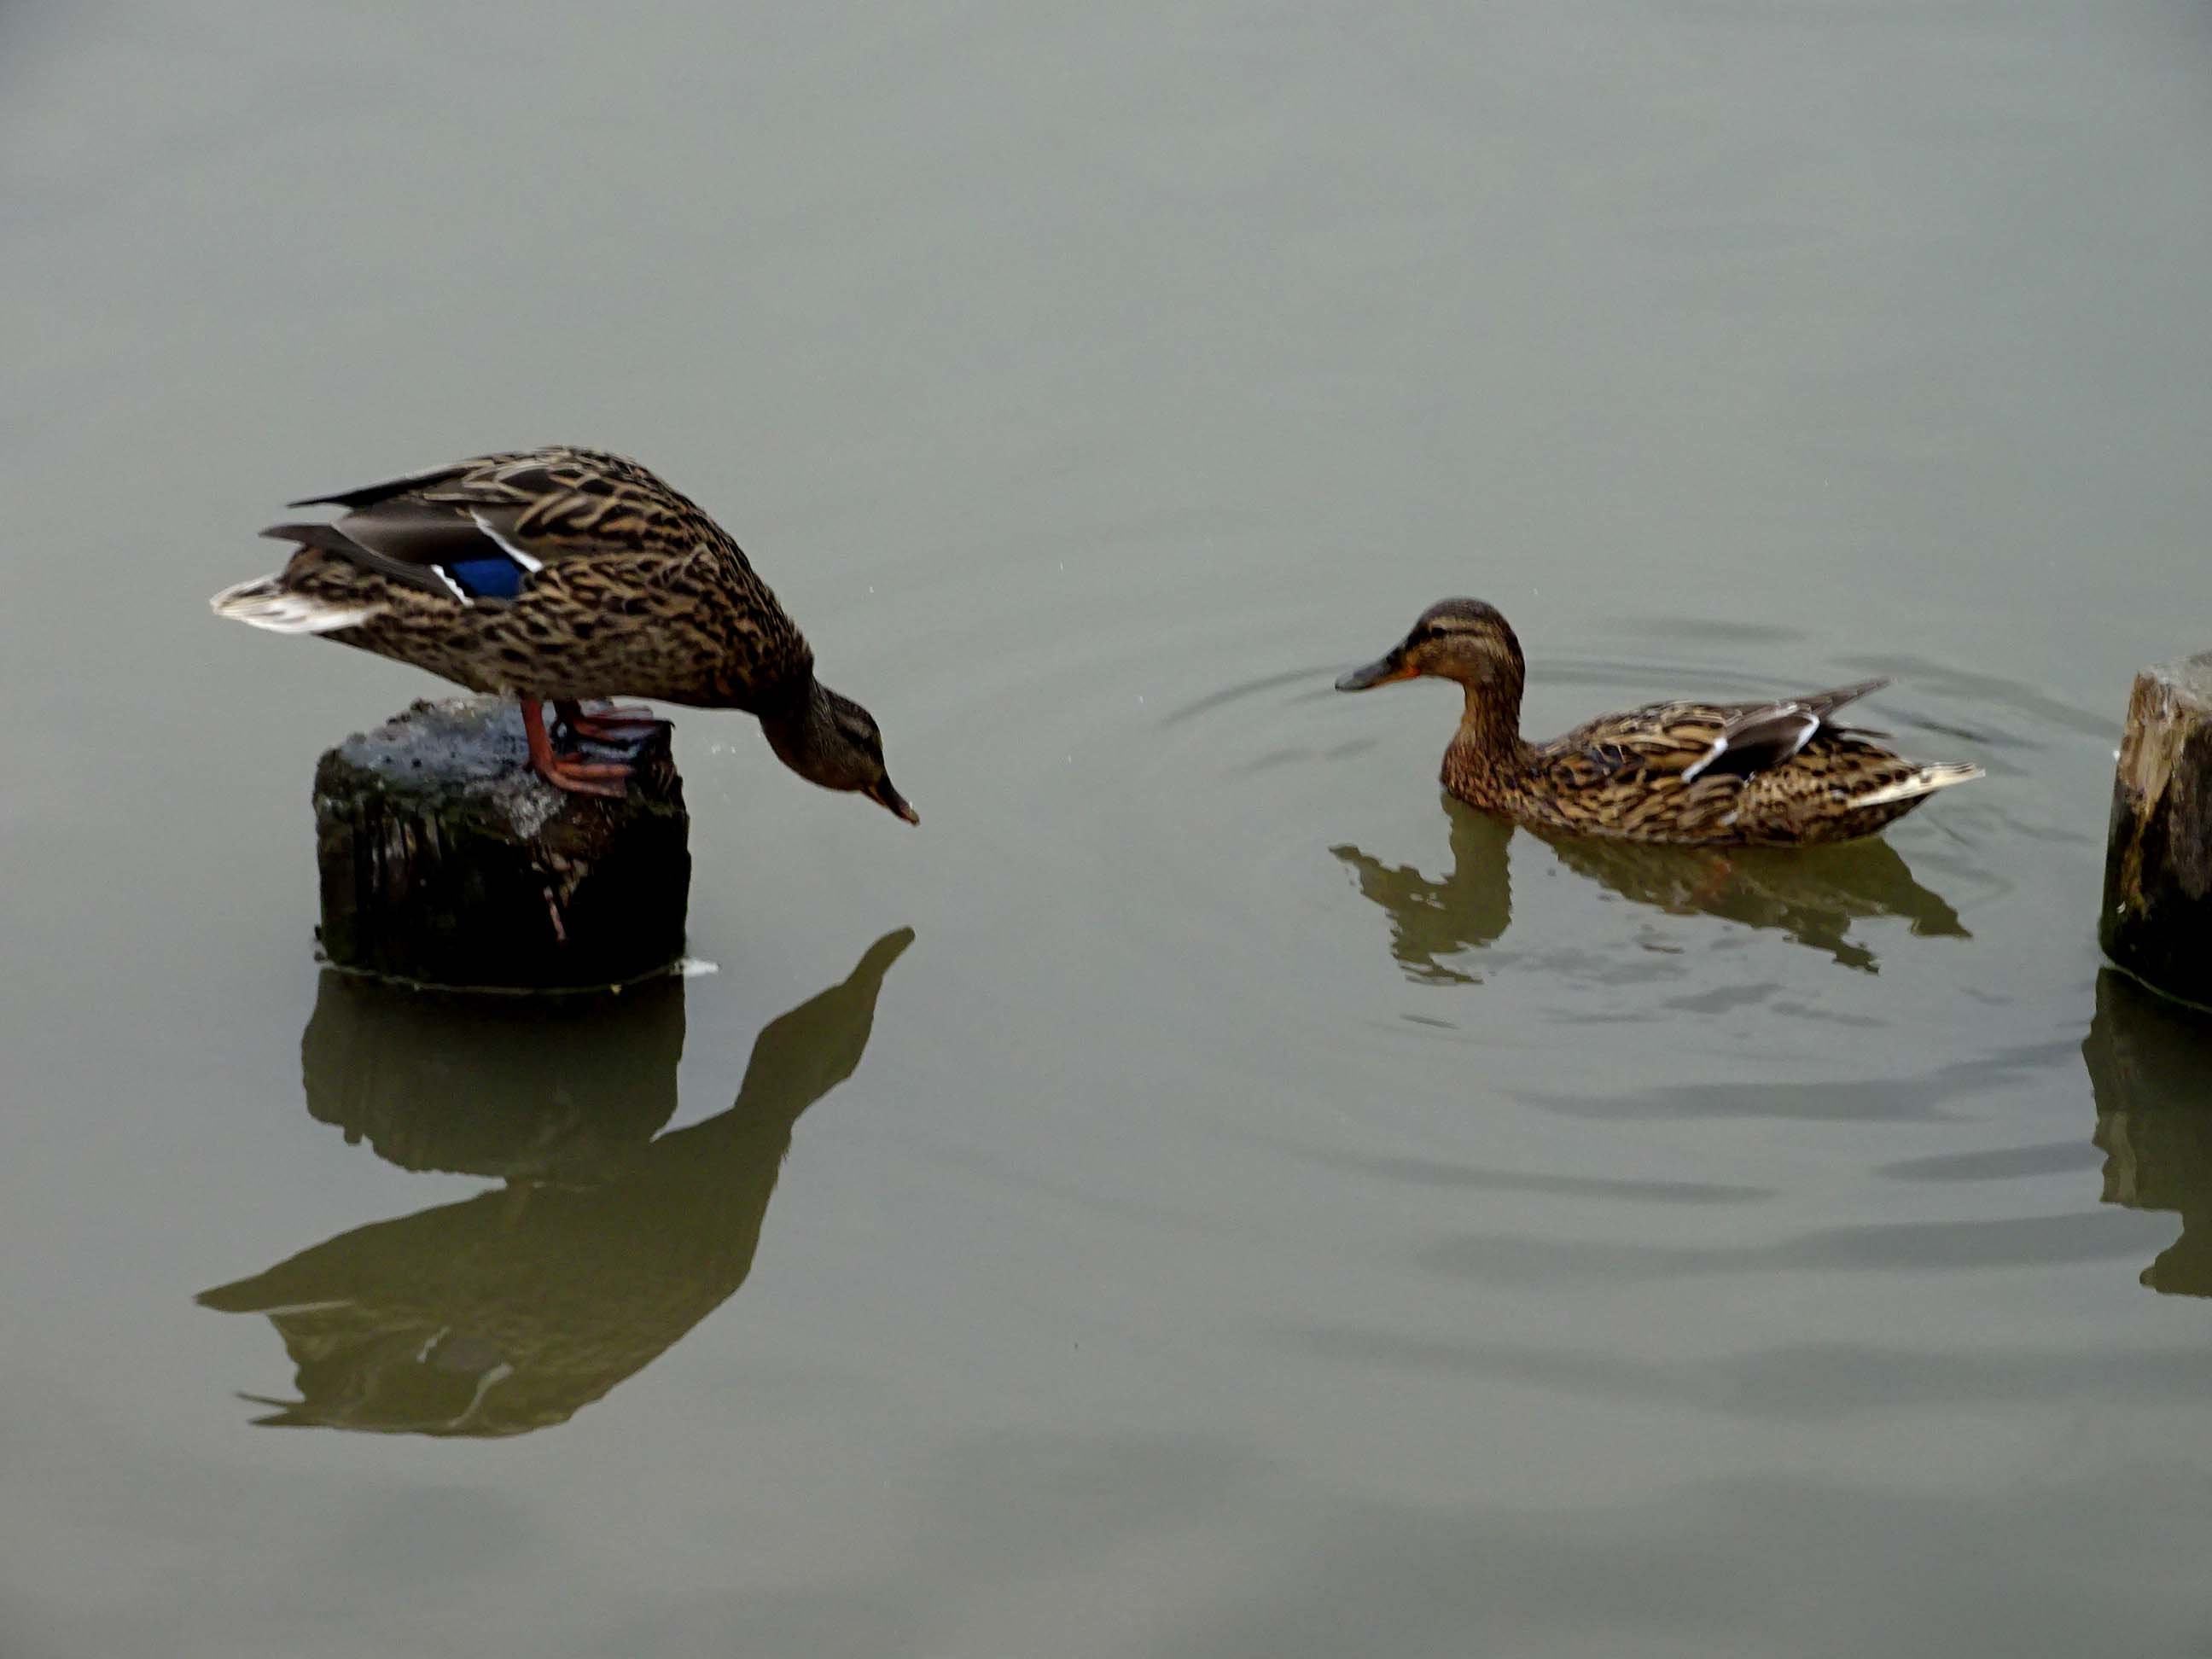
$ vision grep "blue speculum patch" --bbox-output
[441,556,526,600]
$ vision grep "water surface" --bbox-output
[6,1,2212,1654]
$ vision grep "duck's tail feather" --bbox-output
[1848,761,1984,810]
[1802,678,1890,720]
[209,573,385,634]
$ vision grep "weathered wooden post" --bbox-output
[2102,655,2212,1007]
[313,697,690,990]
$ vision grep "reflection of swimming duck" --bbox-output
[1331,811,1513,984]
[1545,835,1967,973]
[1334,805,1966,980]
[2085,969,2212,1298]
[1336,599,1981,845]
[197,929,913,1436]
[211,446,914,818]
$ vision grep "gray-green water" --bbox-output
[7,2,2212,1654]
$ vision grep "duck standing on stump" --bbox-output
[1336,598,1980,847]
[212,446,917,822]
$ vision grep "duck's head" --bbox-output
[763,683,918,825]
[1336,598,1524,693]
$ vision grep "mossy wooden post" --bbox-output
[2103,654,2212,1007]
[313,697,690,990]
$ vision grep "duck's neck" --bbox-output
[758,677,831,776]
[1442,671,1533,803]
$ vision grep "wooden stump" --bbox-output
[2103,655,2212,1007]
[313,697,690,990]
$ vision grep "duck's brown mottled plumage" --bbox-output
[1336,598,1982,847]
[212,446,915,820]
[266,448,810,706]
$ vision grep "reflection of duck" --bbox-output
[1544,834,1967,973]
[2084,969,2212,1297]
[1335,599,1981,844]
[1334,804,1966,980]
[198,929,913,1435]
[1331,811,1513,984]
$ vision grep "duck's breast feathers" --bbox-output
[269,447,759,607]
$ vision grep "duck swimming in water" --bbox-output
[1336,598,1979,846]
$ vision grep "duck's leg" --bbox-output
[521,697,632,797]
[1688,852,1736,905]
[554,699,672,743]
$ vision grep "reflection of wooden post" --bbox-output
[2102,655,2212,1007]
[2083,969,2212,1296]
[313,698,690,990]
[300,969,686,1178]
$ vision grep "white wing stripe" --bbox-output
[1680,738,1727,783]
[1682,704,1819,783]
[471,511,544,572]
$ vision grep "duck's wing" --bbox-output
[1530,678,1976,841]
[1541,679,1891,786]
[1679,678,1890,782]
[271,448,735,605]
